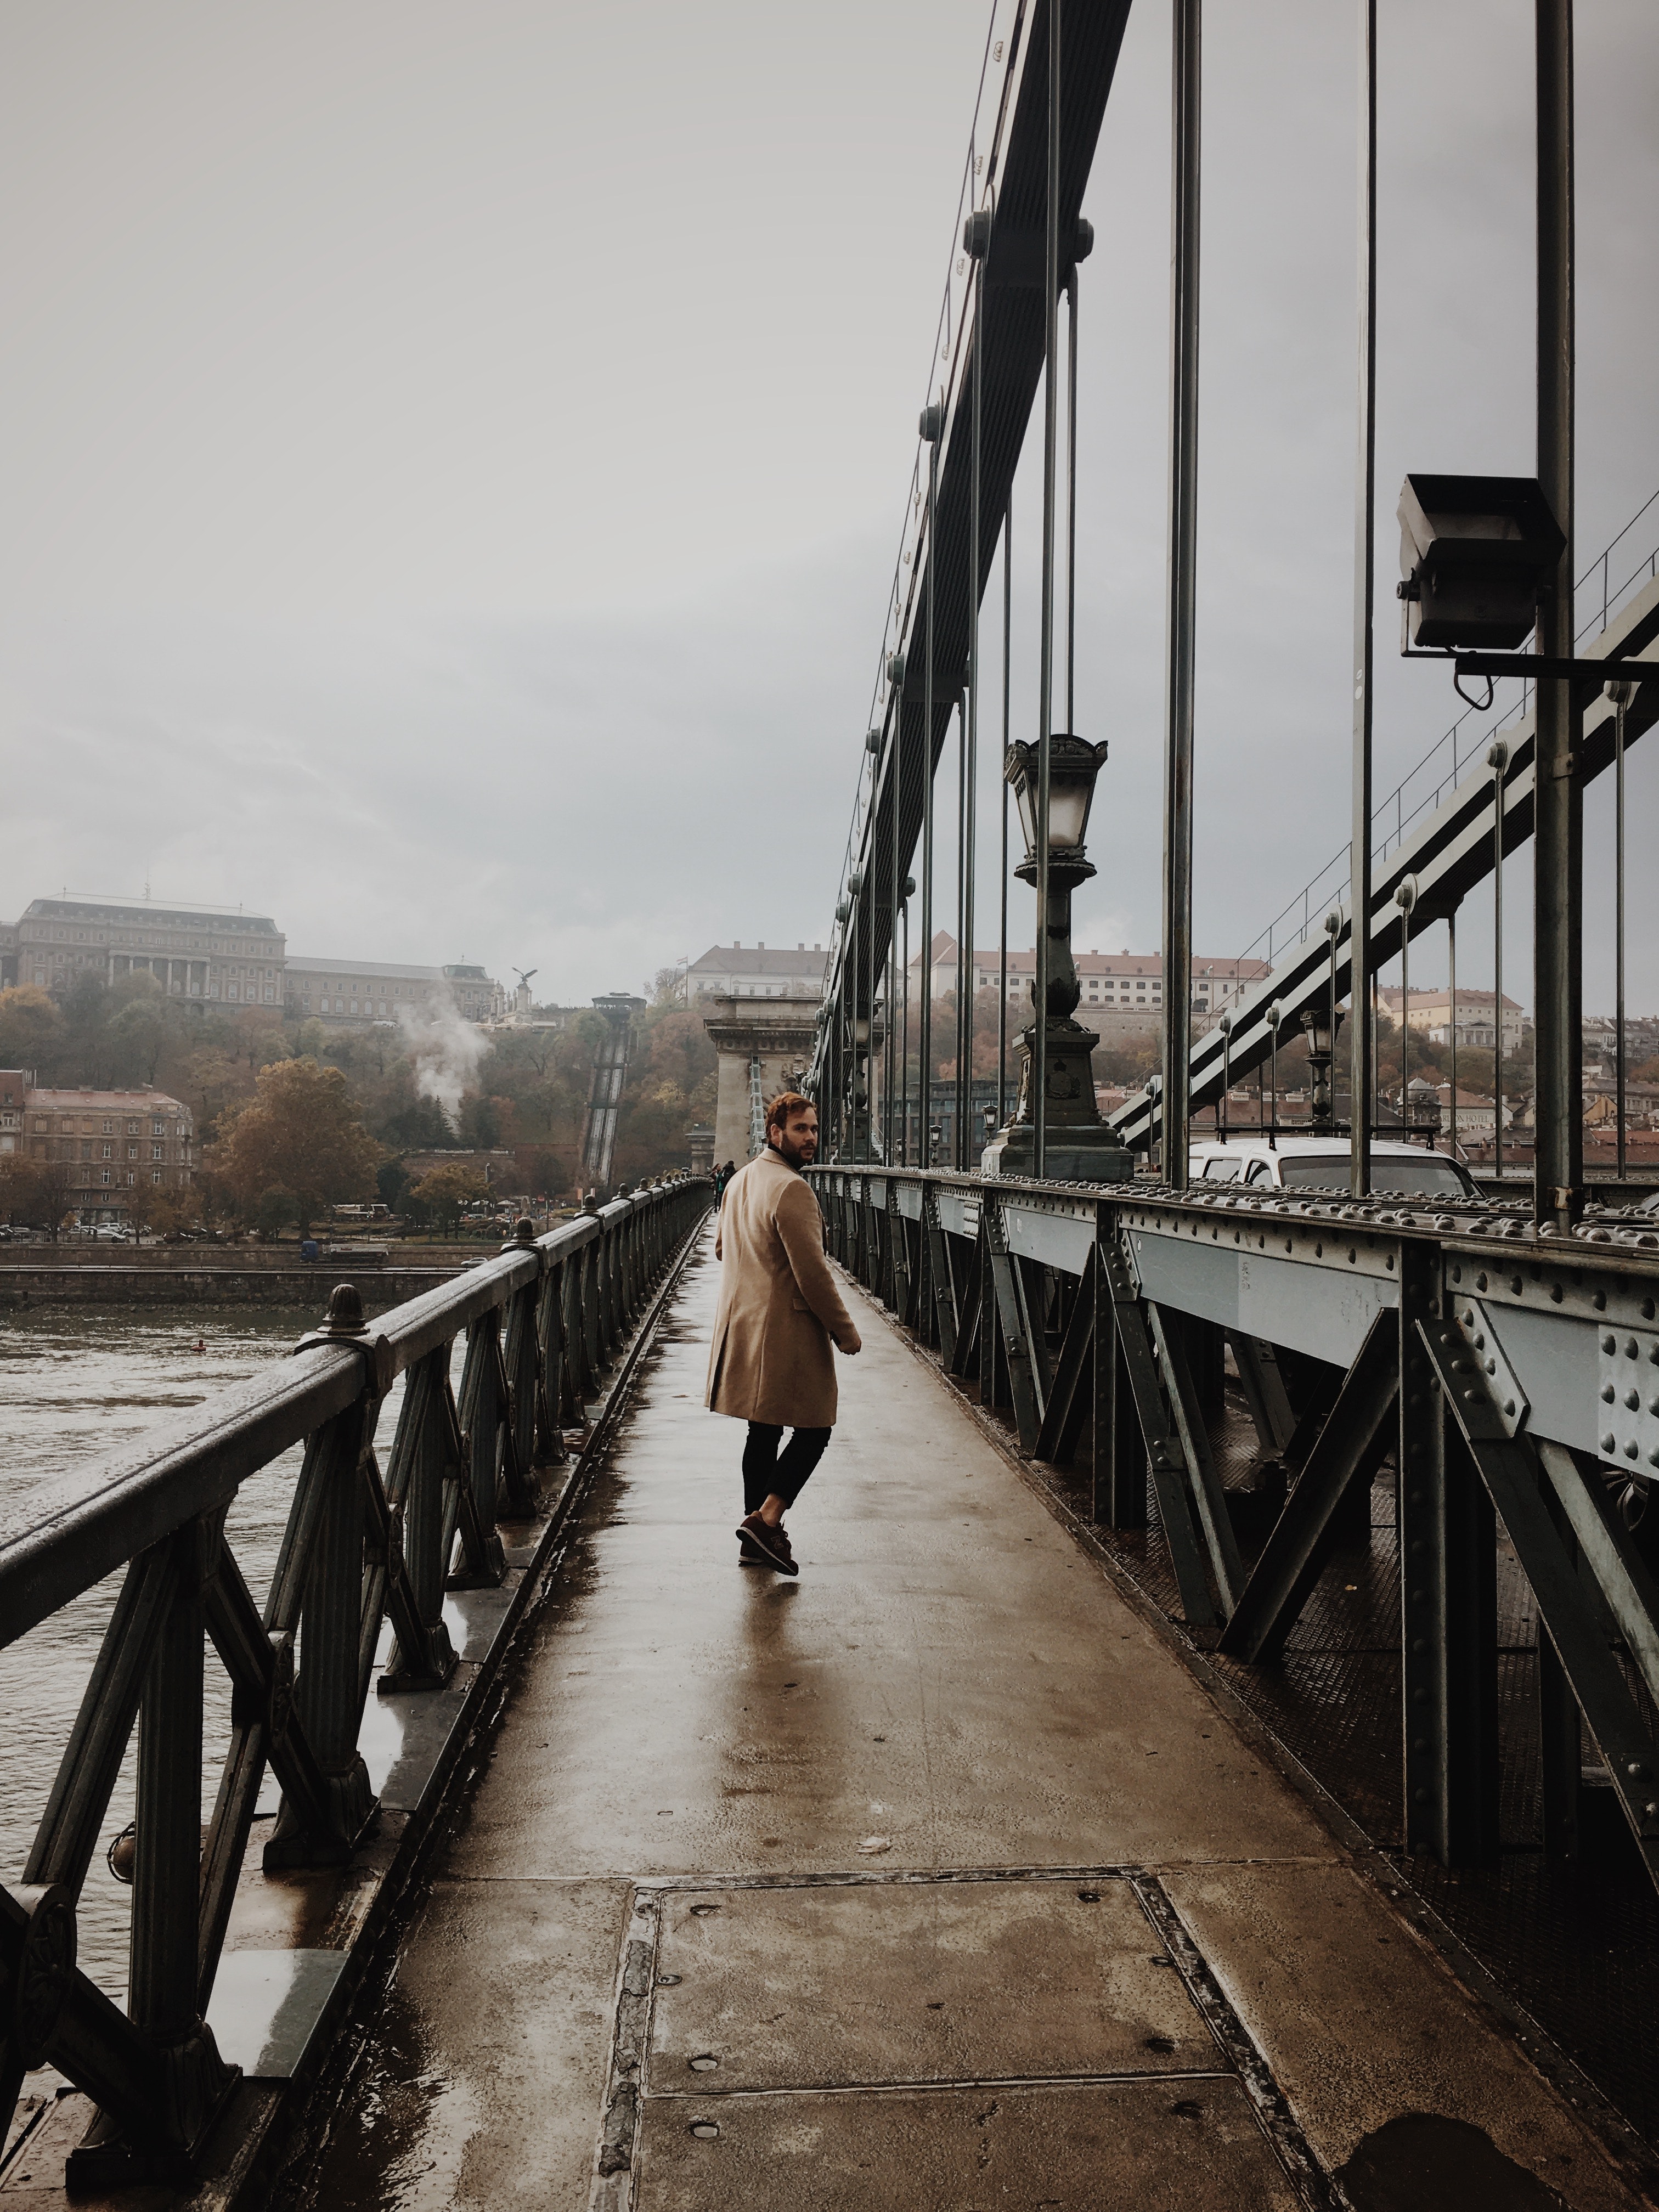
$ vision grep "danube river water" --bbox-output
[0,1304,364,2000]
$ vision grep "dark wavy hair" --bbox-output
[764,1089,815,1138]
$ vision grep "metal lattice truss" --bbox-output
[814,1163,1659,1885]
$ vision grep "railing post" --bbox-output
[448,1312,512,1587]
[600,1227,620,1363]
[502,1280,543,1491]
[538,1259,571,1466]
[560,1254,587,1419]
[69,1517,236,2187]
[579,1239,603,1400]
[1092,1204,1145,1528]
[380,1347,460,1691]
[266,1393,380,1867]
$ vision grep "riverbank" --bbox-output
[2,1239,525,1269]
[0,1264,471,1306]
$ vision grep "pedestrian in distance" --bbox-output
[705,1092,860,1575]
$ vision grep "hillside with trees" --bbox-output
[0,961,717,1232]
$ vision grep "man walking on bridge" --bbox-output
[706,1090,860,1574]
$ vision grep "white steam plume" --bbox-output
[400,992,493,1130]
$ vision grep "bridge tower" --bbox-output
[700,993,818,1165]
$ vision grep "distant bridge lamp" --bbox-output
[1302,1001,1343,1136]
[1217,1011,1232,1139]
[981,733,1132,1183]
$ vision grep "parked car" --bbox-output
[92,1223,137,1242]
[1189,1136,1479,1200]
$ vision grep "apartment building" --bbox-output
[1380,988,1526,1052]
[0,1069,24,1153]
[910,935,1270,1021]
[689,942,829,1003]
[285,958,504,1027]
[22,1085,194,1222]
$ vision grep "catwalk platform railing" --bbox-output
[0,1176,708,2188]
[813,1160,1659,1886]
[1111,573,1659,1156]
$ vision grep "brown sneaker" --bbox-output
[736,1511,798,1576]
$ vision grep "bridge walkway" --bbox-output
[295,1227,1645,2211]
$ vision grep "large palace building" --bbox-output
[9,896,286,1008]
[0,895,504,1027]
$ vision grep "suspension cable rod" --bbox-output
[1035,0,1063,1180]
[921,418,938,1167]
[999,496,1012,1131]
[1160,0,1200,1187]
[963,208,984,1167]
[1348,0,1378,1195]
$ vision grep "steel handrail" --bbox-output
[0,1175,710,2185]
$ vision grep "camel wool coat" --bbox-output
[706,1147,857,1428]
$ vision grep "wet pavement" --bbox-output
[294,1229,1651,2210]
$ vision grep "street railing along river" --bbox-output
[0,1305,316,2001]
[0,1178,708,2193]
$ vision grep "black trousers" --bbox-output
[743,1423,832,1515]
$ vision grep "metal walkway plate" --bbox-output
[592,1870,1327,2210]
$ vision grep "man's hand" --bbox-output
[836,1324,862,1356]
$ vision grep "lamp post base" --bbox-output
[979,1013,1135,1184]
[980,1121,1134,1184]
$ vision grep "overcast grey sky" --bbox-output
[1,2,1654,1011]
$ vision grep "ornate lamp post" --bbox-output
[847,1005,885,1160]
[982,733,1132,1182]
[1302,1003,1344,1132]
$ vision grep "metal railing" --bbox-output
[811,1159,1659,1897]
[1241,487,1659,974]
[0,1177,708,2185]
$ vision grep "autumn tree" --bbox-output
[123,1182,197,1239]
[0,1154,73,1240]
[409,1161,489,1233]
[105,975,182,1086]
[0,986,64,1077]
[210,1057,379,1235]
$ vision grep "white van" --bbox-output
[1188,1135,1479,1201]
